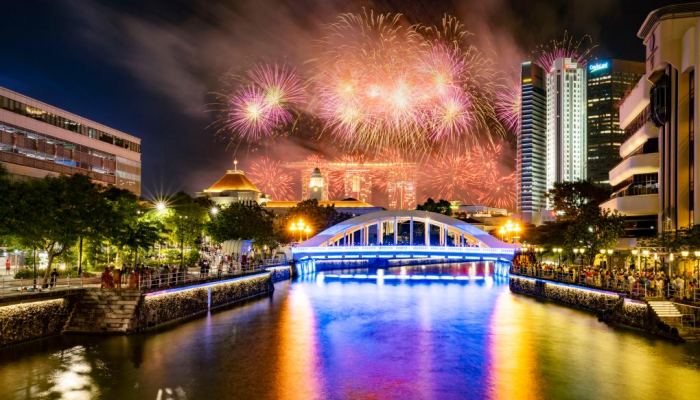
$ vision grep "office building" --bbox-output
[517,61,548,223]
[546,58,588,200]
[587,59,645,186]
[601,3,700,240]
[0,87,141,194]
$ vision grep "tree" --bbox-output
[119,219,164,267]
[6,176,83,285]
[416,198,452,216]
[563,206,626,266]
[205,202,274,244]
[283,199,352,239]
[164,192,208,267]
[547,180,610,220]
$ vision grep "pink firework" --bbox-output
[224,85,274,142]
[247,63,305,124]
[534,32,597,71]
[248,157,295,200]
[495,80,521,134]
[476,170,516,210]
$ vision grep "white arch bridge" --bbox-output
[291,210,517,265]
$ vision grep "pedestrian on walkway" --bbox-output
[5,260,10,275]
[114,267,122,289]
[50,268,59,288]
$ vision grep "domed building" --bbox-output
[196,159,270,206]
[198,158,383,217]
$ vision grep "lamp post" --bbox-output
[631,249,638,271]
[290,219,306,242]
[553,248,562,268]
[681,250,689,280]
[642,250,649,273]
[653,253,659,273]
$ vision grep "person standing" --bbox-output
[49,268,59,289]
[113,267,122,290]
[5,260,10,275]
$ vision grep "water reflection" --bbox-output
[0,264,699,399]
[274,286,323,399]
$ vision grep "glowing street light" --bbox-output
[290,219,307,242]
[211,206,219,215]
[156,202,167,211]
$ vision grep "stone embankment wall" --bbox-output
[136,273,272,329]
[509,275,681,340]
[0,297,78,347]
[268,266,292,282]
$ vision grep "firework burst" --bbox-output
[534,32,597,71]
[419,152,478,201]
[248,157,295,200]
[476,170,516,209]
[216,63,304,143]
[309,10,502,154]
[495,80,521,135]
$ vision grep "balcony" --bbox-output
[620,120,659,159]
[609,152,659,186]
[600,194,659,217]
[619,75,651,130]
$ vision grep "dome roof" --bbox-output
[204,170,260,193]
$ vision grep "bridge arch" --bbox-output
[299,210,512,249]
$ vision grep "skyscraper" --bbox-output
[517,61,548,223]
[546,58,587,200]
[586,59,645,186]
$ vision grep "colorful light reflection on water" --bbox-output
[0,262,699,399]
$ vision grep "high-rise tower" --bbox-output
[586,59,645,186]
[517,61,548,224]
[546,58,588,200]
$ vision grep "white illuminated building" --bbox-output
[545,57,587,202]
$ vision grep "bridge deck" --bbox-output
[292,245,515,262]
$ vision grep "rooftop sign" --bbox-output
[589,61,609,73]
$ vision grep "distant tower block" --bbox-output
[309,167,326,201]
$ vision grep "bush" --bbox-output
[13,267,94,279]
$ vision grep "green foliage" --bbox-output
[206,202,274,243]
[283,199,352,240]
[563,206,626,265]
[547,180,610,219]
[416,198,452,216]
[163,192,208,249]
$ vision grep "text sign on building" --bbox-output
[589,61,609,73]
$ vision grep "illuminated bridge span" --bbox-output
[292,210,517,264]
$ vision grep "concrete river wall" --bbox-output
[0,267,292,347]
[509,275,683,341]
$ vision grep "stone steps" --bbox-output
[64,289,142,334]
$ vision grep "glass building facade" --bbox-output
[586,59,645,186]
[517,62,548,223]
[0,87,141,194]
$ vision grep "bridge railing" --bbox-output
[292,245,515,255]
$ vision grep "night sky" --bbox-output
[0,0,683,199]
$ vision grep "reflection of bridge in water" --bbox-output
[291,211,517,275]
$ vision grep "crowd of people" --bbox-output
[511,261,699,302]
[98,245,283,290]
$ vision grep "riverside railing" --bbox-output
[511,266,700,303]
[0,275,102,298]
[510,266,654,300]
[130,259,286,291]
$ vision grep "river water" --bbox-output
[1,263,700,400]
